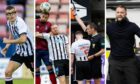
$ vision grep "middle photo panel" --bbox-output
[35,0,69,84]
[71,0,105,84]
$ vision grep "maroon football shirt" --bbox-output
[36,19,51,50]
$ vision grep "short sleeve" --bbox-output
[71,43,75,54]
[100,36,105,49]
[64,35,68,44]
[17,18,28,35]
[42,33,50,41]
[6,23,9,32]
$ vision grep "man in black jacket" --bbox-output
[107,5,140,84]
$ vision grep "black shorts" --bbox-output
[75,61,91,81]
[90,57,102,79]
[53,59,69,77]
[10,54,34,72]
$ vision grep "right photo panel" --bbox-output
[71,0,105,84]
[106,0,140,84]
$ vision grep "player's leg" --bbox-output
[5,54,22,84]
[77,81,83,84]
[94,78,101,84]
[36,68,41,84]
[54,60,67,84]
[46,65,57,84]
[64,60,69,84]
[84,61,92,84]
[35,50,42,84]
[91,59,102,84]
[24,56,34,75]
[5,61,21,84]
[42,50,57,84]
[58,76,66,84]
[66,76,69,84]
[86,80,91,84]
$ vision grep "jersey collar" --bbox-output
[9,16,18,25]
[92,33,98,37]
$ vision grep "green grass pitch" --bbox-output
[0,79,34,84]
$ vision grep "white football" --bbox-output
[40,2,51,12]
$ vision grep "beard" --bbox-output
[116,16,125,21]
[116,16,128,22]
[40,19,46,24]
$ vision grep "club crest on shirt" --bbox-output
[36,25,39,29]
[92,44,95,48]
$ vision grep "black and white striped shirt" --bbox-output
[43,33,68,61]
[71,39,90,61]
[7,16,34,57]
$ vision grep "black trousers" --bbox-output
[109,57,138,84]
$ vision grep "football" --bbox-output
[40,2,51,13]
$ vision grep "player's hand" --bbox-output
[1,47,8,57]
[71,6,74,11]
[36,32,40,37]
[3,38,10,44]
[88,55,94,61]
[71,7,77,16]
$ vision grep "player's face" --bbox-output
[76,34,83,39]
[116,7,127,21]
[51,25,59,35]
[86,25,95,35]
[40,14,49,22]
[5,9,16,22]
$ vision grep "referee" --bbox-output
[73,8,105,84]
[36,24,69,84]
[107,5,140,84]
[71,31,91,84]
[1,6,34,84]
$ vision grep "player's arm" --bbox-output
[72,8,87,31]
[88,37,105,60]
[36,32,43,38]
[71,43,75,74]
[3,34,27,44]
[92,48,105,57]
[1,32,13,56]
[71,53,75,74]
[88,48,104,61]
[3,18,29,44]
[66,43,69,58]
[64,35,69,57]
[36,32,50,41]
[4,32,13,47]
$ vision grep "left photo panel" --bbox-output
[0,0,34,84]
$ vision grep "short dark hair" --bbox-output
[87,22,98,31]
[116,5,127,11]
[41,11,49,15]
[75,31,83,35]
[6,5,15,10]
